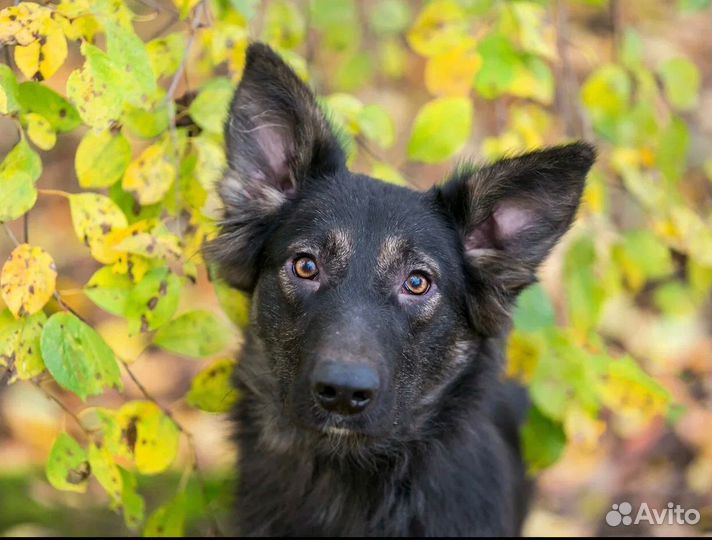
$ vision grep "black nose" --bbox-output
[311,362,379,415]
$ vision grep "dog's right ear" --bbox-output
[207,43,345,291]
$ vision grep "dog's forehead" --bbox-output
[294,176,444,246]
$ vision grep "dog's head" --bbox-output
[209,43,595,452]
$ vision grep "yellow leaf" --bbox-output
[122,143,176,205]
[116,401,179,475]
[14,17,67,81]
[407,0,468,57]
[424,40,481,97]
[0,3,51,46]
[0,309,46,382]
[563,406,606,451]
[506,331,542,383]
[69,193,128,264]
[25,113,56,150]
[0,244,57,318]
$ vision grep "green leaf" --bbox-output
[40,312,123,400]
[153,310,231,358]
[188,77,233,135]
[17,82,80,132]
[125,267,181,334]
[75,129,132,188]
[144,493,186,537]
[0,309,46,381]
[0,135,42,181]
[659,57,700,111]
[85,266,134,316]
[521,405,566,473]
[358,104,395,148]
[368,0,412,35]
[473,34,519,99]
[513,283,556,332]
[46,432,91,493]
[0,170,36,223]
[0,64,20,114]
[123,101,170,139]
[88,442,123,504]
[657,116,689,185]
[119,467,145,530]
[104,20,157,105]
[146,32,187,79]
[564,236,605,336]
[116,401,179,475]
[187,358,239,413]
[613,229,674,292]
[0,136,41,222]
[67,43,124,130]
[214,280,251,329]
[407,97,472,163]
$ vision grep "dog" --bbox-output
[207,42,595,536]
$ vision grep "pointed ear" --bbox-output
[207,43,345,291]
[438,142,596,335]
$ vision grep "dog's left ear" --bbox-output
[438,142,596,335]
[208,43,345,291]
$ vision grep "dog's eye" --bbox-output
[402,273,430,295]
[293,256,319,279]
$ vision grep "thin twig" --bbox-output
[32,379,92,436]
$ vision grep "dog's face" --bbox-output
[210,44,595,448]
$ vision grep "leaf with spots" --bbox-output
[119,467,145,530]
[69,193,128,264]
[154,310,232,359]
[88,441,123,504]
[85,266,134,317]
[14,15,68,81]
[111,223,182,261]
[0,3,52,46]
[146,32,186,80]
[125,267,181,335]
[40,312,123,400]
[18,81,81,132]
[187,358,239,413]
[66,43,124,130]
[75,129,132,189]
[115,401,180,475]
[122,142,177,206]
[0,309,46,382]
[46,432,91,493]
[0,244,56,318]
[24,113,56,151]
[104,20,157,106]
[144,493,185,537]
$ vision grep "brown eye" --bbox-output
[403,273,430,295]
[293,256,319,279]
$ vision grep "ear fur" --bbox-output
[206,43,345,291]
[438,142,596,335]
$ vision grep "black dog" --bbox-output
[208,43,595,536]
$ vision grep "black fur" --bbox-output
[207,43,596,537]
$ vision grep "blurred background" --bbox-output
[0,0,710,536]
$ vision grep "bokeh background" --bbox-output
[0,0,710,536]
